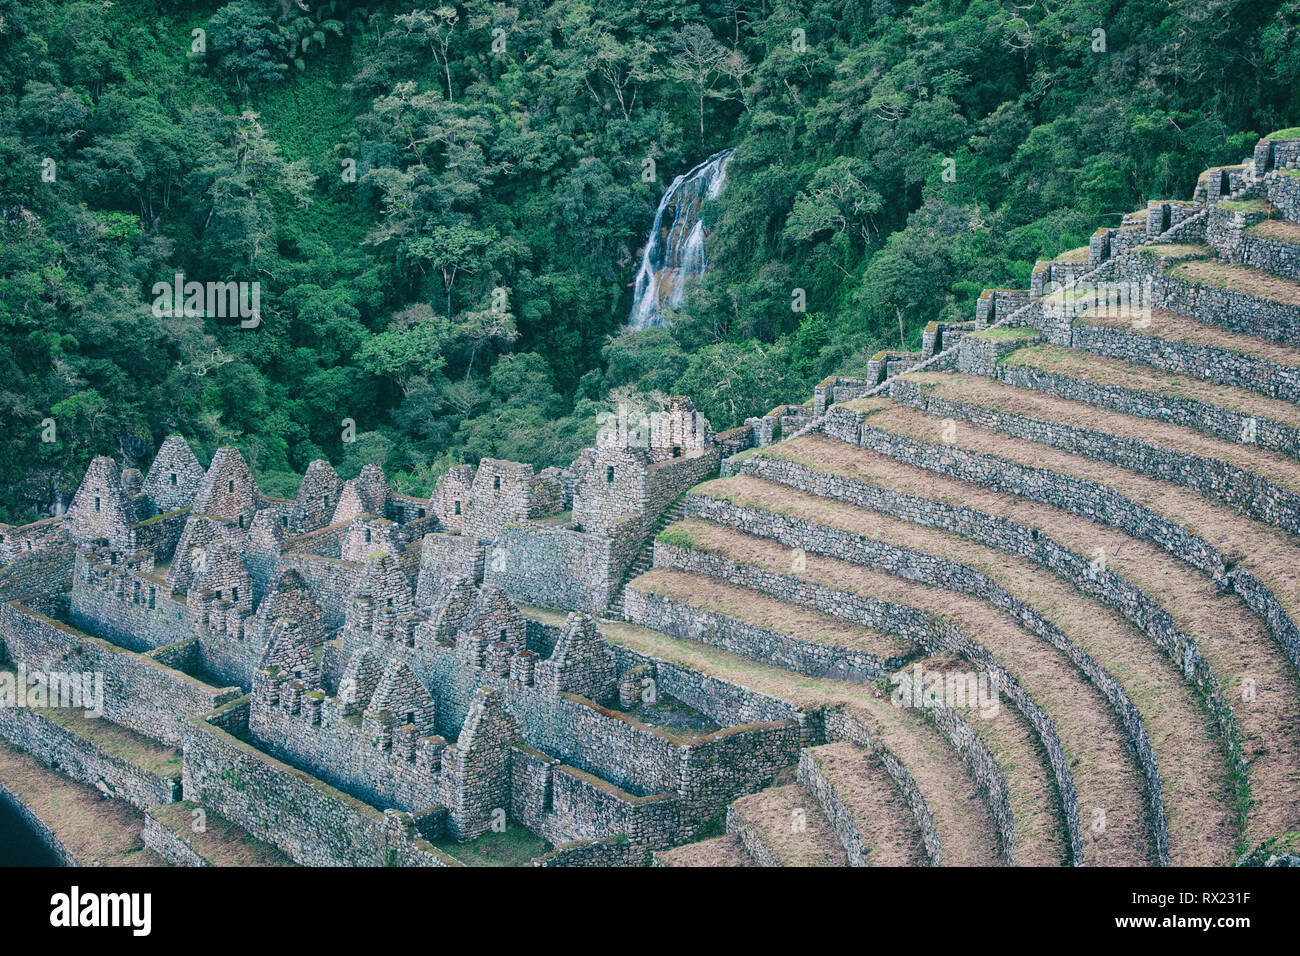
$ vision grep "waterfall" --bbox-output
[627,148,734,329]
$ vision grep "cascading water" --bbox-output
[627,148,734,329]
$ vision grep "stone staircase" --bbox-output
[605,495,688,617]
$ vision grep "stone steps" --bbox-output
[726,782,848,866]
[655,518,1158,865]
[798,741,928,866]
[652,833,755,866]
[607,496,689,616]
[691,471,1239,865]
[993,341,1300,461]
[892,370,1300,539]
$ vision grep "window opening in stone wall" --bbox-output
[672,445,682,458]
[228,480,235,493]
[169,472,177,486]
[606,466,615,483]
[493,476,501,491]
[94,496,101,512]
[1220,169,1231,194]
[454,501,461,515]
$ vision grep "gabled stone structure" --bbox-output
[430,464,473,531]
[192,447,258,527]
[65,457,136,547]
[535,612,618,705]
[166,515,231,592]
[461,459,535,540]
[290,460,343,533]
[439,687,519,841]
[142,435,204,514]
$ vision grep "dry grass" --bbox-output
[697,474,1238,865]
[0,739,162,866]
[807,742,928,865]
[730,783,848,866]
[816,403,1300,849]
[1003,343,1300,431]
[905,371,1300,496]
[655,833,754,866]
[1078,308,1300,369]
[806,743,930,868]
[148,801,293,866]
[628,566,916,658]
[1247,219,1300,245]
[522,605,1043,865]
[1168,257,1300,305]
[674,517,1153,865]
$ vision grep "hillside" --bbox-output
[3,0,1300,522]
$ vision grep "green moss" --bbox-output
[1264,128,1300,141]
[432,826,553,866]
[656,525,696,550]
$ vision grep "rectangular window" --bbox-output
[94,496,101,512]
[227,479,235,493]
[169,473,177,486]
[454,501,461,515]
[606,466,615,483]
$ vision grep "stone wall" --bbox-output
[890,377,1300,540]
[0,705,180,811]
[991,360,1300,459]
[1,602,240,745]
[484,526,616,614]
[181,697,460,866]
[1071,321,1300,403]
[1126,251,1300,344]
[623,585,905,682]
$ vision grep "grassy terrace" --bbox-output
[1133,242,1210,261]
[663,517,1152,865]
[0,738,162,866]
[1075,307,1300,369]
[1001,343,1300,430]
[148,801,293,866]
[522,605,1048,865]
[807,741,928,865]
[0,667,181,778]
[431,826,552,866]
[830,400,1300,850]
[630,565,918,659]
[1246,218,1300,245]
[655,833,754,866]
[696,471,1239,864]
[729,783,847,866]
[1165,256,1300,304]
[1052,245,1092,263]
[903,371,1300,497]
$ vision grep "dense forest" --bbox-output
[1,0,1298,520]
